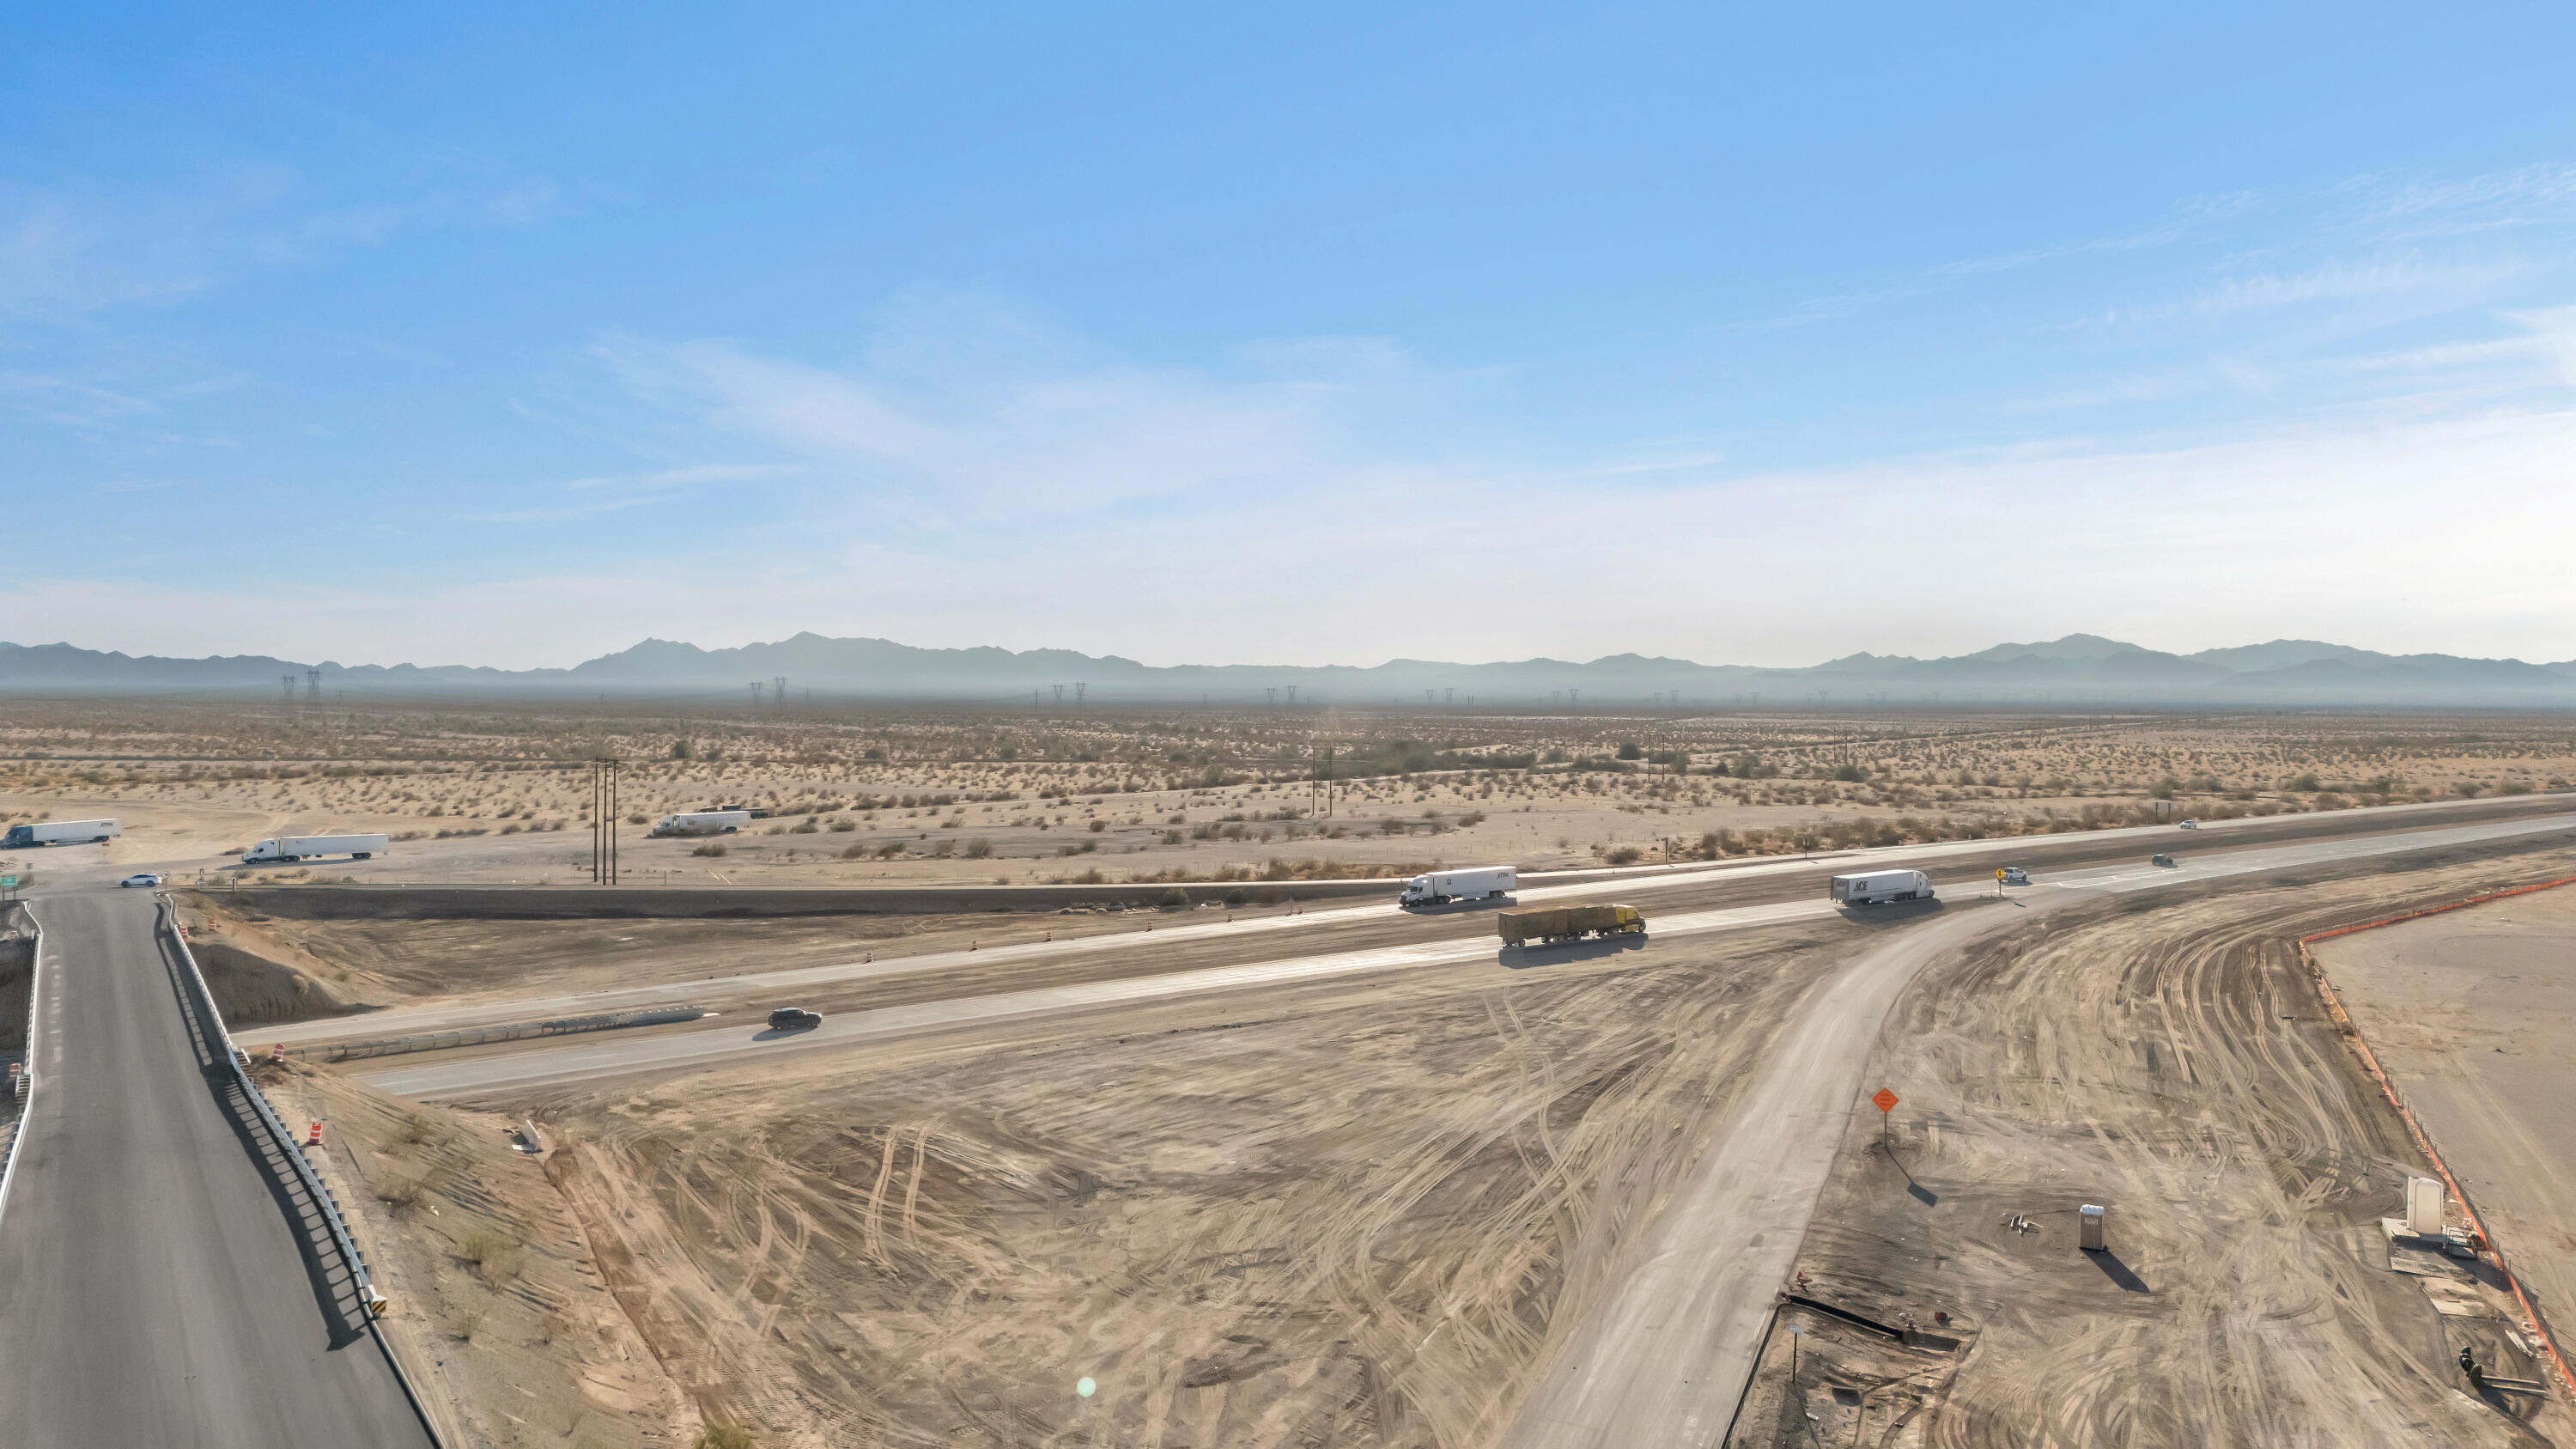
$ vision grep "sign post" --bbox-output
[1873,1087,1899,1144]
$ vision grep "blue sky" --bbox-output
[6,3,2575,667]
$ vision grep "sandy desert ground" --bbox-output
[4,699,2568,894]
[1741,843,2576,1448]
[2314,880,2576,1407]
[210,825,2576,1447]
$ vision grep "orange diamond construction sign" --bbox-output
[1872,1088,1899,1113]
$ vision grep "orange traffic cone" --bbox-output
[304,1123,323,1148]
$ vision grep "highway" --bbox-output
[368,809,2576,1102]
[264,792,2576,1053]
[0,884,436,1447]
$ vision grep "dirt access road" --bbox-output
[1744,845,2576,1446]
[1498,815,2576,1449]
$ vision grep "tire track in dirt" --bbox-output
[1753,841,2576,1447]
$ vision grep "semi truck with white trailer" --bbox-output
[241,833,390,864]
[650,810,750,837]
[1399,865,1518,907]
[1,819,122,848]
[1828,868,1935,905]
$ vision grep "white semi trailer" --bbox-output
[1828,868,1934,905]
[2,819,122,848]
[1400,865,1518,907]
[650,810,750,837]
[241,833,390,863]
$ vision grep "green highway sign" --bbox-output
[0,875,16,889]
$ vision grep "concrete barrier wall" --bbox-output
[186,877,1406,921]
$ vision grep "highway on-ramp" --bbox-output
[0,886,436,1447]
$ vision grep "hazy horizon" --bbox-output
[7,5,2573,668]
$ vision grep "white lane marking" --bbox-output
[369,808,2576,1099]
[0,903,50,1233]
[276,803,2575,1048]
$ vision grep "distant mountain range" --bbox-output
[4,633,2574,707]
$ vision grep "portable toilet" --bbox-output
[2079,1203,2106,1251]
[2407,1177,2445,1236]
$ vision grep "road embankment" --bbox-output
[184,877,1407,920]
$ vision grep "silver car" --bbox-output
[118,873,161,888]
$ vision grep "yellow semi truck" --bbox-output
[1497,903,1646,946]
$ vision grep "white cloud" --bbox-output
[0,155,564,323]
[16,396,2574,670]
[590,296,1435,522]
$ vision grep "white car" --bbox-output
[1999,866,2030,886]
[2178,819,2200,830]
[118,874,162,888]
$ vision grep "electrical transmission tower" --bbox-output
[1053,685,1065,704]
[306,668,322,703]
[282,675,296,703]
[1074,682,1086,704]
[749,681,764,707]
[590,758,621,883]
[1266,688,1277,706]
[774,676,787,708]
[1285,685,1297,704]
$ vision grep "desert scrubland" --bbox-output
[3,697,2568,889]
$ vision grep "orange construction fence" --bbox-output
[2300,874,2576,1400]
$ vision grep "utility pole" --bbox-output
[591,758,621,884]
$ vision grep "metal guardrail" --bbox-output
[157,900,389,1317]
[308,1004,708,1062]
[0,904,43,1233]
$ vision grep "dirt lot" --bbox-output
[2314,879,2576,1404]
[5,698,2566,891]
[495,918,1848,1448]
[1737,846,2576,1447]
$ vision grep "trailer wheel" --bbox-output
[354,852,371,860]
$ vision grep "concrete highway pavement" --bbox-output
[262,792,2576,1052]
[0,887,435,1447]
[369,809,2576,1102]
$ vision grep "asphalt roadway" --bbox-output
[265,792,2576,1059]
[0,883,435,1447]
[368,807,2576,1103]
